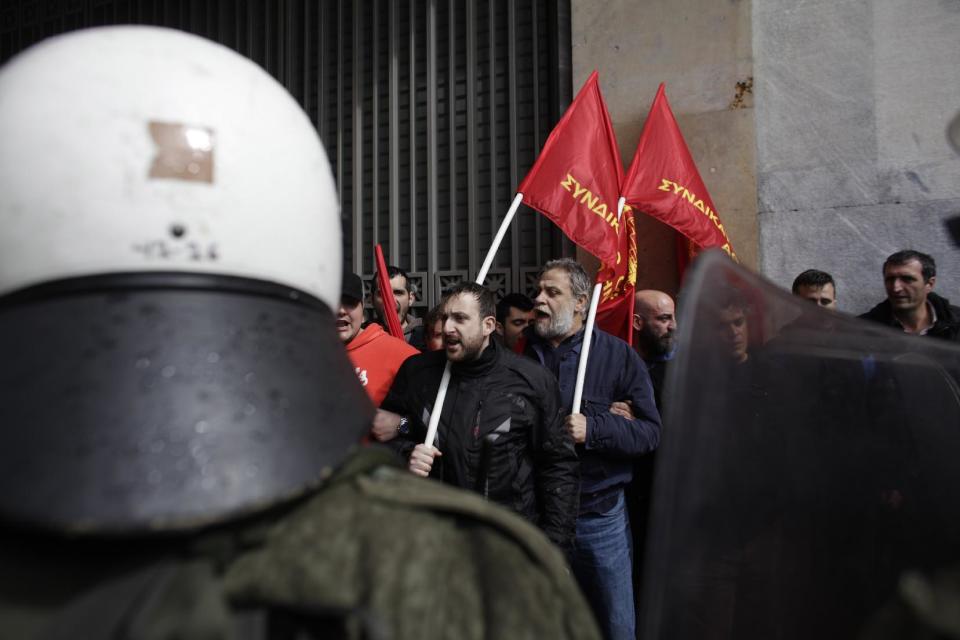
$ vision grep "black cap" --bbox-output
[341,272,364,303]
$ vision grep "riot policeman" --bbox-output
[0,27,599,640]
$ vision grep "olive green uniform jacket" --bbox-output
[0,448,600,640]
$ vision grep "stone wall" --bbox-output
[571,0,757,297]
[754,0,960,313]
[571,0,960,314]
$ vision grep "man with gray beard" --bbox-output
[523,258,661,640]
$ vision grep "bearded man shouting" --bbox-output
[381,282,579,550]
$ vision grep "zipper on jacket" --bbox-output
[473,400,493,500]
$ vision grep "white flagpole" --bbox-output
[571,197,624,414]
[423,193,525,447]
[477,193,525,283]
[571,282,602,414]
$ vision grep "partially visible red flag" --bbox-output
[595,205,638,344]
[519,71,622,265]
[622,83,737,262]
[374,244,403,339]
[675,232,695,282]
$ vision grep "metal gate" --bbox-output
[0,0,573,309]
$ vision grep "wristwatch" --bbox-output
[397,416,410,435]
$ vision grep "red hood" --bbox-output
[345,323,386,352]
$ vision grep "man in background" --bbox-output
[372,265,426,350]
[860,250,960,341]
[496,292,535,351]
[423,303,444,352]
[792,269,837,309]
[339,271,419,407]
[633,289,677,410]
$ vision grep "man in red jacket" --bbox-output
[338,272,419,407]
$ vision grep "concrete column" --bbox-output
[754,0,960,313]
[571,0,758,297]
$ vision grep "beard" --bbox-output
[445,330,487,362]
[639,324,674,357]
[534,303,577,341]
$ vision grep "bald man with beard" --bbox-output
[617,290,678,618]
[632,290,677,410]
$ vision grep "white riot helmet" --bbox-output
[0,27,371,533]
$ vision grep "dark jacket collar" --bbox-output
[861,292,960,333]
[525,326,586,353]
[450,336,500,379]
[928,292,958,325]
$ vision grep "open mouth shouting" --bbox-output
[335,309,362,344]
[533,307,552,327]
[444,334,462,356]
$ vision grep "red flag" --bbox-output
[374,244,403,339]
[675,232,695,282]
[519,71,622,265]
[622,84,738,262]
[595,205,638,343]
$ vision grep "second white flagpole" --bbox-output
[571,283,602,414]
[571,197,625,413]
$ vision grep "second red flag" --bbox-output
[621,83,737,262]
[594,206,638,344]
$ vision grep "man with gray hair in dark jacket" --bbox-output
[523,257,661,640]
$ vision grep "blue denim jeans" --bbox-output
[570,489,635,640]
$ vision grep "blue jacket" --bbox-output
[524,327,661,501]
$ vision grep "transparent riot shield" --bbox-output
[640,251,960,640]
